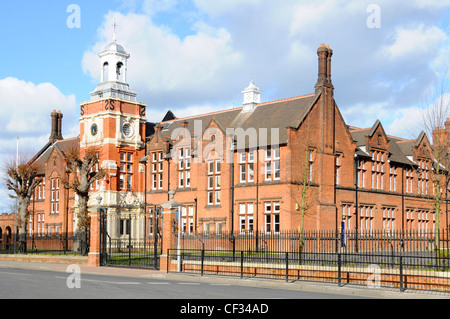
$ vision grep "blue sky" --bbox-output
[0,0,449,210]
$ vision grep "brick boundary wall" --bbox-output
[166,259,450,293]
[0,254,88,264]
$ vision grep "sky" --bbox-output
[0,0,449,210]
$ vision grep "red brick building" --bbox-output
[18,40,449,241]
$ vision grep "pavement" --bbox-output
[0,259,448,299]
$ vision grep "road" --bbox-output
[0,266,361,300]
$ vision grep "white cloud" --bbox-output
[385,107,424,139]
[0,77,77,153]
[82,11,243,110]
[412,0,450,9]
[192,0,262,16]
[384,24,447,60]
[81,2,449,140]
[0,78,77,211]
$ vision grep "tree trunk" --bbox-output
[78,230,89,256]
[77,195,90,256]
[17,199,29,254]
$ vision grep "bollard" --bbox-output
[201,249,205,276]
[240,251,244,279]
[399,256,404,292]
[338,253,342,287]
[285,252,289,282]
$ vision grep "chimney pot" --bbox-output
[315,43,333,91]
[50,110,64,142]
[57,111,63,140]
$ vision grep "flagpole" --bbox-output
[14,137,19,254]
[16,137,19,167]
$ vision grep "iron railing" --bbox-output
[172,229,450,293]
[0,233,82,255]
[181,229,450,255]
[167,248,450,293]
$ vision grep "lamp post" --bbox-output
[162,190,182,272]
[125,191,134,266]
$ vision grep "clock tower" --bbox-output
[79,35,147,239]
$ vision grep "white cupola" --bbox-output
[241,79,262,113]
[90,29,137,101]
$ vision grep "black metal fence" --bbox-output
[167,248,450,293]
[182,229,450,255]
[170,229,450,293]
[0,233,83,255]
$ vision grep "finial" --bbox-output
[113,20,118,42]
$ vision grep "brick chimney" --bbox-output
[57,111,64,140]
[433,119,450,156]
[315,43,334,93]
[314,43,337,231]
[49,110,63,142]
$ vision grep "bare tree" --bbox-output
[420,71,450,256]
[3,154,42,253]
[63,145,106,255]
[290,117,318,252]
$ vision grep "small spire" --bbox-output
[113,20,118,42]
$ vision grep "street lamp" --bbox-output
[162,190,182,272]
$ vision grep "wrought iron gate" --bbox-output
[99,206,162,269]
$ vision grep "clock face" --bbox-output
[91,124,98,136]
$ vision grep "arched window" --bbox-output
[116,62,124,82]
[102,62,109,82]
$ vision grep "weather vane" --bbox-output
[113,20,118,41]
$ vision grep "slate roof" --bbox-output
[154,93,318,149]
[348,122,416,166]
[33,137,80,174]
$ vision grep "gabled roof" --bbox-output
[154,93,317,149]
[33,137,80,174]
[349,123,414,166]
[161,110,176,122]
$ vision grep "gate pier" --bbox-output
[159,190,181,272]
[88,199,103,266]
